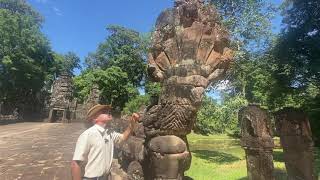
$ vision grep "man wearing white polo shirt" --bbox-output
[71,104,139,180]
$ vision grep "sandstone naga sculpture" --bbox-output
[142,0,233,179]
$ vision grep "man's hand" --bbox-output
[121,113,141,142]
[131,113,140,123]
[129,113,140,130]
[131,113,140,122]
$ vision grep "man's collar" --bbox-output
[94,124,106,133]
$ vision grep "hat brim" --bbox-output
[86,104,112,121]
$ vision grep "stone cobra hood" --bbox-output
[144,0,233,137]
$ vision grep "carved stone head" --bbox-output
[239,104,274,149]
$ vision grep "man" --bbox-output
[71,104,139,180]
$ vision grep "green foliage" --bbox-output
[211,0,277,52]
[275,0,320,89]
[0,0,43,25]
[73,67,138,110]
[145,81,161,97]
[210,0,279,105]
[195,96,219,134]
[231,53,278,106]
[266,0,320,144]
[85,25,147,86]
[0,0,54,113]
[122,95,150,115]
[269,0,320,108]
[53,52,81,76]
[195,95,247,135]
[76,25,149,112]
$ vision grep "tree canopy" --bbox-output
[74,67,138,110]
[0,0,54,114]
[85,25,147,87]
[75,25,148,111]
[0,0,81,116]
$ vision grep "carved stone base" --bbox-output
[283,148,316,180]
[244,148,275,180]
[147,135,190,180]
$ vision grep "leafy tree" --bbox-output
[195,95,247,135]
[122,95,150,115]
[85,25,147,86]
[210,0,278,101]
[274,0,320,90]
[195,96,220,134]
[211,0,277,52]
[73,67,138,110]
[0,0,43,25]
[145,81,161,97]
[0,0,54,114]
[53,52,81,76]
[271,0,320,144]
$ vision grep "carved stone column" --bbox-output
[143,0,233,179]
[239,104,275,180]
[275,108,317,180]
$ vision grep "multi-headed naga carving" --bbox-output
[145,0,232,137]
[142,0,233,179]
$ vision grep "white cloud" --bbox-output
[52,7,63,16]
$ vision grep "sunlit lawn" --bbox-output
[185,133,320,180]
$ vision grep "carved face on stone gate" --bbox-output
[144,0,233,137]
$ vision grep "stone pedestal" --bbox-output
[239,104,275,180]
[244,149,274,180]
[147,136,190,180]
[275,108,317,180]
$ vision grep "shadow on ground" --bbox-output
[236,168,287,180]
[183,176,193,180]
[192,149,240,164]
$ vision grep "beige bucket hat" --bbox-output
[86,104,112,121]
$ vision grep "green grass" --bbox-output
[185,133,319,180]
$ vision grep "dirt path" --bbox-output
[0,122,87,180]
